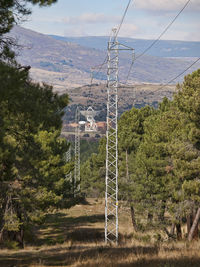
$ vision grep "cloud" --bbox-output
[64,25,88,37]
[63,13,120,25]
[133,0,200,12]
[185,31,200,41]
[117,23,139,38]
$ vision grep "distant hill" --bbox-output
[49,35,200,58]
[9,26,200,92]
[63,83,176,123]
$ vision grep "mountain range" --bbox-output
[50,35,200,58]
[9,26,200,92]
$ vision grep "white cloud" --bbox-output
[118,23,139,38]
[185,31,200,41]
[133,0,200,12]
[161,29,192,40]
[63,13,120,25]
[64,25,88,37]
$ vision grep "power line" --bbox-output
[90,56,108,85]
[136,0,191,60]
[125,60,134,84]
[90,0,133,85]
[114,0,133,40]
[125,0,191,83]
[139,57,200,98]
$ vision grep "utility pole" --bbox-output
[74,106,80,194]
[105,28,134,244]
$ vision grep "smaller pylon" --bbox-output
[65,146,72,182]
[74,107,80,194]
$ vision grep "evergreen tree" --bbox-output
[81,70,200,242]
[81,138,106,197]
[0,0,57,59]
[0,60,71,248]
[118,106,153,231]
[171,69,200,240]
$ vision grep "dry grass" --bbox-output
[0,198,200,267]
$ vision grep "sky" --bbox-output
[22,0,200,41]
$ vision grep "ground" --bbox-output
[0,198,200,267]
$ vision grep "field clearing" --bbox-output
[0,198,200,267]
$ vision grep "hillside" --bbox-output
[50,35,200,58]
[62,83,176,124]
[9,26,200,92]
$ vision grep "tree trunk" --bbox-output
[164,223,176,239]
[188,207,200,242]
[170,223,175,236]
[187,209,199,240]
[16,228,24,248]
[125,150,138,232]
[130,206,137,232]
[148,212,153,223]
[176,223,182,240]
[187,212,193,235]
[158,201,166,222]
[192,209,199,240]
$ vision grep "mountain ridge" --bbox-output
[9,26,200,92]
[49,35,200,58]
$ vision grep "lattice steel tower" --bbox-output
[65,146,72,182]
[105,28,134,244]
[74,106,80,194]
[105,28,119,244]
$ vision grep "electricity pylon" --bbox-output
[74,106,80,194]
[65,145,72,182]
[105,28,134,244]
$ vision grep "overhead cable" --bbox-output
[90,0,133,85]
[125,0,191,83]
[142,57,200,98]
[90,56,108,85]
[114,0,133,40]
[136,0,191,60]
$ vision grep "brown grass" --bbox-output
[0,198,200,267]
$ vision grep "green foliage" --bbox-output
[28,0,57,6]
[131,70,200,231]
[81,138,106,197]
[80,139,99,163]
[0,59,72,246]
[4,240,19,250]
[4,213,22,232]
[0,0,75,248]
[81,69,200,239]
[0,0,57,59]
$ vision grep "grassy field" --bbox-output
[0,198,200,267]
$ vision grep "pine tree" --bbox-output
[0,61,71,248]
[171,69,200,240]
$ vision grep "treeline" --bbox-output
[0,0,75,248]
[81,69,200,241]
